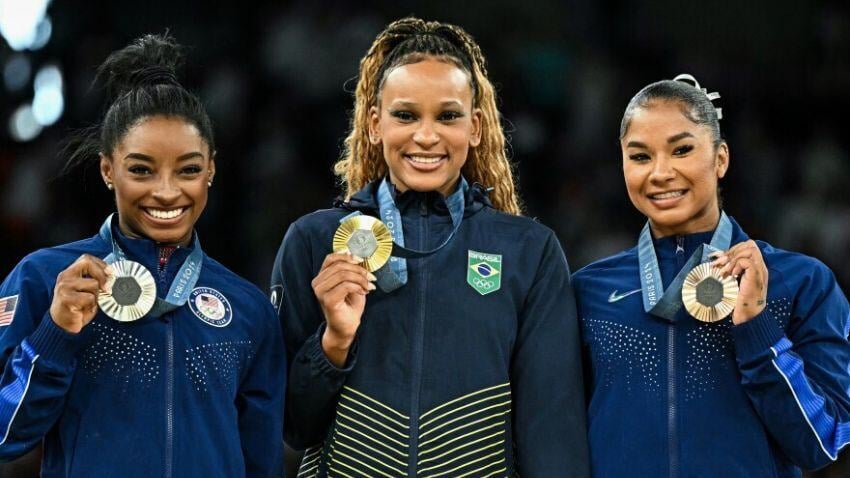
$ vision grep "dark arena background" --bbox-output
[1,0,848,476]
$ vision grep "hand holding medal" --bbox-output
[50,254,112,334]
[312,250,378,367]
[710,240,769,325]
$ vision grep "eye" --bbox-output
[181,165,203,175]
[673,144,694,156]
[390,110,415,122]
[128,165,152,175]
[628,153,651,162]
[438,111,464,122]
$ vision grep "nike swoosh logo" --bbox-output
[608,288,642,303]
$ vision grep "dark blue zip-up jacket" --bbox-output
[0,220,285,477]
[271,180,589,477]
[574,215,850,477]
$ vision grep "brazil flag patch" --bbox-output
[467,250,502,295]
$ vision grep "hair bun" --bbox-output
[96,32,185,101]
[673,73,722,120]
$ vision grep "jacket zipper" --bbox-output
[409,199,429,476]
[158,247,175,478]
[668,235,684,478]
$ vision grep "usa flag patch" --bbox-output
[0,295,18,327]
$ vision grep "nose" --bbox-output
[648,155,676,183]
[151,175,181,204]
[413,119,440,148]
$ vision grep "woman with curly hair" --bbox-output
[272,17,589,478]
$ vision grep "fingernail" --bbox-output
[367,272,377,281]
[351,255,364,263]
[105,265,114,275]
[367,283,377,291]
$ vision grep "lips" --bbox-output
[646,189,687,209]
[141,206,189,222]
[648,190,686,200]
[404,153,447,171]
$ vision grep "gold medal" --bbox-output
[333,215,393,272]
[97,260,157,322]
[682,262,738,323]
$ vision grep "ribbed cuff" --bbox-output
[305,323,358,378]
[25,314,87,366]
[731,309,785,361]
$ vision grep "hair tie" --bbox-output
[673,73,723,120]
[129,66,179,89]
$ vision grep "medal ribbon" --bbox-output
[638,211,732,322]
[99,214,204,318]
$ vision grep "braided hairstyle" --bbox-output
[334,17,521,215]
[63,33,214,171]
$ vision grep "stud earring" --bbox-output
[106,183,114,190]
[207,180,213,187]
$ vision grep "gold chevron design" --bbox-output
[327,387,411,478]
[416,382,511,478]
[308,383,512,478]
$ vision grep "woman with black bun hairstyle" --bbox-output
[271,17,589,477]
[0,34,285,477]
[574,74,850,477]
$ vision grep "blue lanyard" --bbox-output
[637,211,732,321]
[99,214,204,318]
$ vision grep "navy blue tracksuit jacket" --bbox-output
[574,215,850,477]
[272,180,590,477]
[0,220,285,477]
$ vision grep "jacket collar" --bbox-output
[335,177,493,217]
[96,215,200,274]
[652,213,749,260]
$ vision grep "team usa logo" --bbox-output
[188,287,233,327]
[467,250,502,295]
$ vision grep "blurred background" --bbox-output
[1,0,848,476]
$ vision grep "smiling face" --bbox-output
[100,115,214,245]
[369,58,481,196]
[621,100,729,237]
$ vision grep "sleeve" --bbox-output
[271,222,358,451]
[0,256,88,462]
[732,258,850,471]
[237,298,287,478]
[510,232,591,477]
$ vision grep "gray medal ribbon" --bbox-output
[99,214,204,318]
[637,211,732,322]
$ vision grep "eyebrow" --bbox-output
[667,132,695,143]
[626,132,696,149]
[123,152,204,162]
[389,99,465,108]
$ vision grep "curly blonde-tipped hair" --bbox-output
[334,17,522,215]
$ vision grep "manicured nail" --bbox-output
[367,282,377,291]
[367,272,377,281]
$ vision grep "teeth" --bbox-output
[651,191,685,200]
[146,208,184,219]
[407,155,444,164]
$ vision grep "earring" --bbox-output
[207,180,213,187]
[106,183,114,190]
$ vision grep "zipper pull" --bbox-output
[676,236,685,255]
[419,199,428,217]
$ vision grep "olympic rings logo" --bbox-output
[472,277,495,289]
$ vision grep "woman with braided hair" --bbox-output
[0,34,285,476]
[574,75,850,477]
[272,17,589,477]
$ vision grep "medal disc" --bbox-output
[97,260,157,322]
[333,215,393,272]
[682,262,738,323]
